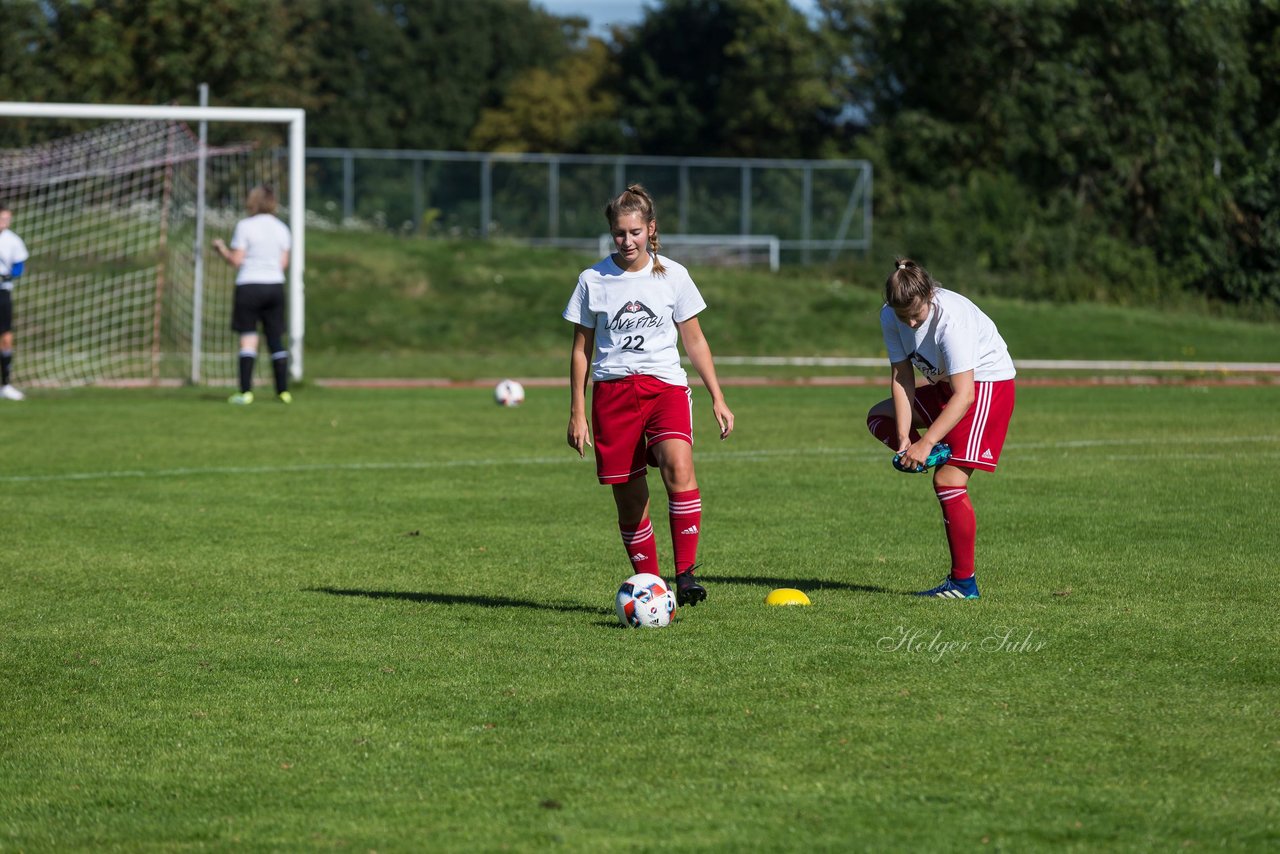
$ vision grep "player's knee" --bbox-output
[866,400,891,426]
[659,459,695,491]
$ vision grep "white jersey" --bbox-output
[0,228,30,291]
[880,287,1016,383]
[230,213,291,285]
[563,254,707,385]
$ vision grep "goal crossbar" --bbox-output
[0,101,307,381]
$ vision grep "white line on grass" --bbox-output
[710,355,1280,372]
[4,435,1277,484]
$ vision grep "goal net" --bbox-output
[0,103,304,387]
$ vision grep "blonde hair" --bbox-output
[884,257,937,308]
[604,183,666,277]
[246,184,278,216]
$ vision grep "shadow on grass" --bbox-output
[308,586,605,614]
[699,574,906,596]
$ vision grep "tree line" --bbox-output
[1,0,1275,307]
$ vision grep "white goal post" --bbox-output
[0,101,305,385]
[597,234,781,272]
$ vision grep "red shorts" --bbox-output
[591,375,693,484]
[913,379,1016,472]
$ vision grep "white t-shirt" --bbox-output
[880,287,1016,383]
[562,254,707,385]
[0,229,30,291]
[230,214,291,285]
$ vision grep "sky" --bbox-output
[534,1,821,36]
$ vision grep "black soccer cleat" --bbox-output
[675,567,707,607]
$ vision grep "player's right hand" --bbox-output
[567,416,591,458]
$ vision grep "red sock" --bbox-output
[668,489,701,574]
[619,519,658,576]
[934,484,976,580]
[867,414,920,450]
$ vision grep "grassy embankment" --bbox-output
[301,231,1279,381]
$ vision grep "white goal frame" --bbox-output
[597,233,780,271]
[0,101,306,382]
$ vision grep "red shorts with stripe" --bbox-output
[913,379,1016,472]
[591,375,693,484]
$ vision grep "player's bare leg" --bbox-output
[229,332,258,404]
[0,329,22,400]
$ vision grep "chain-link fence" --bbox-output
[305,149,871,265]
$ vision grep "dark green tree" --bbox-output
[0,1,59,146]
[35,1,312,106]
[610,0,844,158]
[0,0,578,151]
[820,0,1273,304]
[303,0,576,150]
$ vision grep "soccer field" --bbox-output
[2,384,1276,850]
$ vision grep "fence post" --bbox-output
[342,151,354,222]
[480,155,492,238]
[801,165,812,266]
[412,158,423,233]
[548,157,559,240]
[679,162,689,234]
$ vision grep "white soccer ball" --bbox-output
[493,379,525,407]
[615,572,678,628]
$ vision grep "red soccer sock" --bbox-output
[619,519,659,576]
[867,414,920,450]
[934,484,976,580]
[667,489,701,574]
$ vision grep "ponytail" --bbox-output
[884,257,936,308]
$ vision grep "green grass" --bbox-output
[300,232,1280,379]
[2,383,1277,850]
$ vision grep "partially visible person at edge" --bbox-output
[866,257,1017,599]
[0,206,31,401]
[212,184,292,405]
[564,184,735,607]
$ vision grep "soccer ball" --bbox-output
[615,572,678,628]
[493,379,525,407]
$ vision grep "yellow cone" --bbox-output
[764,588,811,606]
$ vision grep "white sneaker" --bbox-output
[1,384,25,401]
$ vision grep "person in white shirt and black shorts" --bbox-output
[866,257,1017,599]
[564,184,735,608]
[0,206,31,401]
[213,185,292,405]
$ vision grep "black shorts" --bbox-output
[231,283,286,338]
[0,289,12,334]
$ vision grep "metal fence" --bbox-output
[305,149,872,265]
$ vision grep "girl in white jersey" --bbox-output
[213,185,293,405]
[0,206,30,401]
[866,258,1017,599]
[564,184,734,607]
